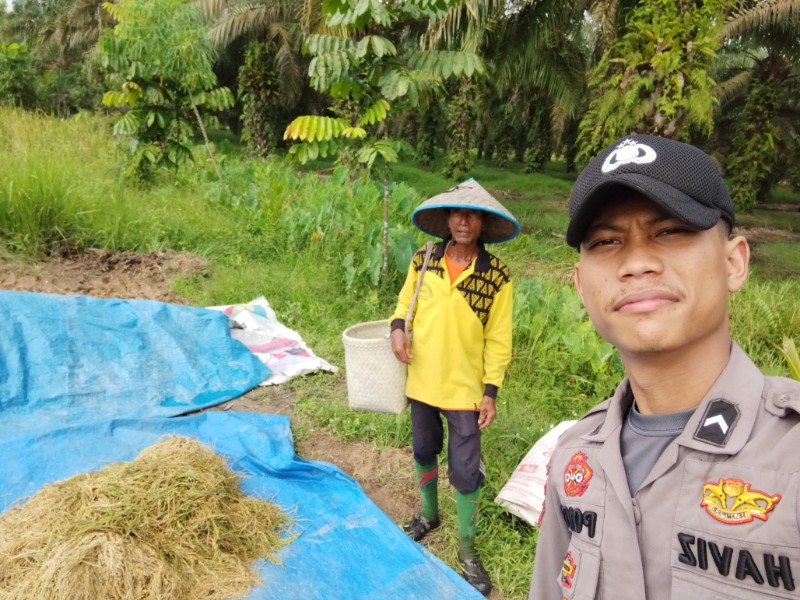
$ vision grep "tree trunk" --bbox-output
[190,99,223,182]
[381,161,390,283]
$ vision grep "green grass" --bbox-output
[3,107,800,599]
[764,184,800,205]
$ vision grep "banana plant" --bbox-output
[283,0,484,282]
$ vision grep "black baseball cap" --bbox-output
[566,134,735,248]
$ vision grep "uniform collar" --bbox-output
[581,342,763,455]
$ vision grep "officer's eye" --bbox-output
[584,237,618,250]
[656,225,695,237]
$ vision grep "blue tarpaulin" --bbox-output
[0,291,482,599]
[0,290,271,437]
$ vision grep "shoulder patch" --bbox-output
[694,399,740,446]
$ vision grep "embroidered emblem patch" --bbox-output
[701,478,781,524]
[564,451,593,497]
[560,551,576,589]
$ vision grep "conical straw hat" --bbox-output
[411,178,521,243]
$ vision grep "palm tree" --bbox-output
[713,0,800,211]
[43,0,112,62]
[201,0,326,155]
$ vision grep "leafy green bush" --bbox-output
[0,42,36,109]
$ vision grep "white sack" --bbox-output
[494,420,577,526]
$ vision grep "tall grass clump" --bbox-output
[731,279,800,374]
[0,108,115,255]
[0,108,242,257]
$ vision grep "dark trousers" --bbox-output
[409,398,485,494]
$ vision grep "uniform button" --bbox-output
[632,499,642,525]
[776,394,791,407]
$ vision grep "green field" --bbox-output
[2,108,800,598]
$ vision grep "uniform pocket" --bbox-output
[672,568,794,600]
[671,459,800,599]
[557,537,601,600]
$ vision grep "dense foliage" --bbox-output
[577,0,730,161]
[3,0,797,208]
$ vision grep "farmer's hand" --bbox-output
[391,328,412,364]
[477,396,496,430]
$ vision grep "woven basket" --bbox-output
[342,320,408,414]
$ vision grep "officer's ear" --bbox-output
[725,233,749,293]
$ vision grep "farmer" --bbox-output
[390,178,519,596]
[528,134,800,599]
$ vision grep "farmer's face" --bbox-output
[448,208,483,246]
[574,194,749,358]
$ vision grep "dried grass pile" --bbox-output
[0,435,292,600]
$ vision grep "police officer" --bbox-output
[529,134,800,599]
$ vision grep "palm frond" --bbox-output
[422,0,503,52]
[275,38,306,106]
[492,3,588,116]
[197,0,230,20]
[713,70,754,107]
[209,0,302,48]
[42,0,112,54]
[723,0,800,40]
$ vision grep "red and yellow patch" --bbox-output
[560,551,576,589]
[701,478,781,524]
[563,451,592,497]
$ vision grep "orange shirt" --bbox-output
[445,253,468,284]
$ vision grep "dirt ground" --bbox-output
[0,249,420,528]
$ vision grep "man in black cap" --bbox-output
[528,134,800,599]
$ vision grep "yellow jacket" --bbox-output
[391,241,513,411]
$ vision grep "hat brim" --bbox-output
[412,203,520,244]
[566,175,723,248]
[411,179,521,244]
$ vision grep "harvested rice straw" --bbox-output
[0,435,293,600]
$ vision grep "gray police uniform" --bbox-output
[529,342,800,599]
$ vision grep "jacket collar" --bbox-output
[435,236,491,273]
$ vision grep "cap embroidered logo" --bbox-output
[601,139,657,173]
